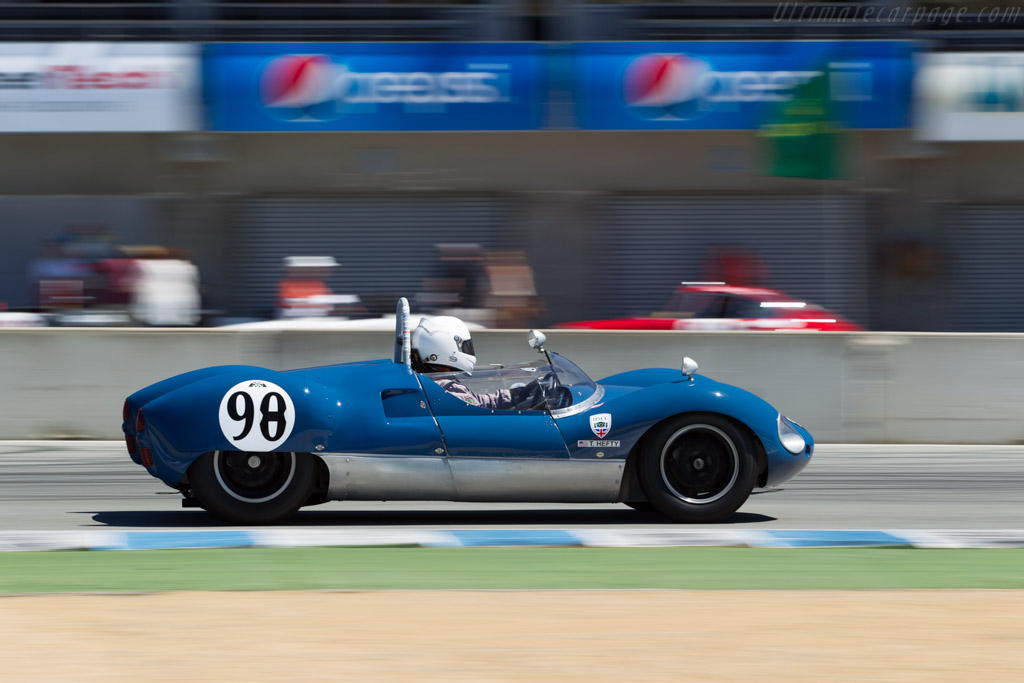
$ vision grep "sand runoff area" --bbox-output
[2,589,1023,681]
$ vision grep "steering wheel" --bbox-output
[538,371,560,394]
[539,372,573,410]
[546,386,573,410]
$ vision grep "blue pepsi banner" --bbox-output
[574,41,913,130]
[203,43,544,131]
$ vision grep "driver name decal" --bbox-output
[579,440,621,448]
[218,380,296,452]
[590,413,612,438]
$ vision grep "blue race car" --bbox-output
[122,299,813,525]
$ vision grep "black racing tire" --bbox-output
[623,501,657,513]
[189,451,316,525]
[636,414,757,523]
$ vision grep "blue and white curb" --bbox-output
[3,529,1024,552]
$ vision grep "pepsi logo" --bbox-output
[623,54,710,120]
[257,53,508,122]
[622,53,826,121]
[260,54,337,120]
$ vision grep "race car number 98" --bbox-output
[218,380,296,452]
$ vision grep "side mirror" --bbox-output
[527,329,547,351]
[681,356,699,380]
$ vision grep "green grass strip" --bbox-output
[2,547,1024,594]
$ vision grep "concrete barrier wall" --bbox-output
[3,328,1023,443]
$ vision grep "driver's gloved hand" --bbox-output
[510,380,546,410]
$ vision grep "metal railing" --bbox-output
[0,0,1022,44]
[567,1,1024,46]
[0,0,512,41]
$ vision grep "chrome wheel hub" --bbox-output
[213,451,297,504]
[660,425,739,505]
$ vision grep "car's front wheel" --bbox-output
[189,450,315,525]
[637,414,756,523]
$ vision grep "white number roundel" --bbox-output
[218,380,296,452]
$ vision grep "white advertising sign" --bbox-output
[916,52,1024,141]
[0,42,199,132]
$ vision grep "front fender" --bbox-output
[566,375,780,455]
[566,372,811,488]
[623,376,813,488]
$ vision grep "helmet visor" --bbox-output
[459,338,475,356]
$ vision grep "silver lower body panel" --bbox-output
[320,454,624,503]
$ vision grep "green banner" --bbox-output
[759,72,844,180]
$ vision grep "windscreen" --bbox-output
[425,359,548,398]
[424,353,598,413]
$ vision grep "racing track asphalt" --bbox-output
[1,442,1023,532]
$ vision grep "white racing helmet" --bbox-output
[412,316,477,374]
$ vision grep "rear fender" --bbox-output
[137,369,336,485]
[125,365,268,415]
[134,362,443,487]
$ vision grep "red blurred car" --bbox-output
[558,284,862,332]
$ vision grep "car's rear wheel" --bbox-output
[189,450,315,525]
[637,414,756,523]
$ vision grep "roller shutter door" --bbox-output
[947,206,1024,332]
[231,197,518,317]
[593,195,869,326]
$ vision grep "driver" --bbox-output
[411,316,546,410]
